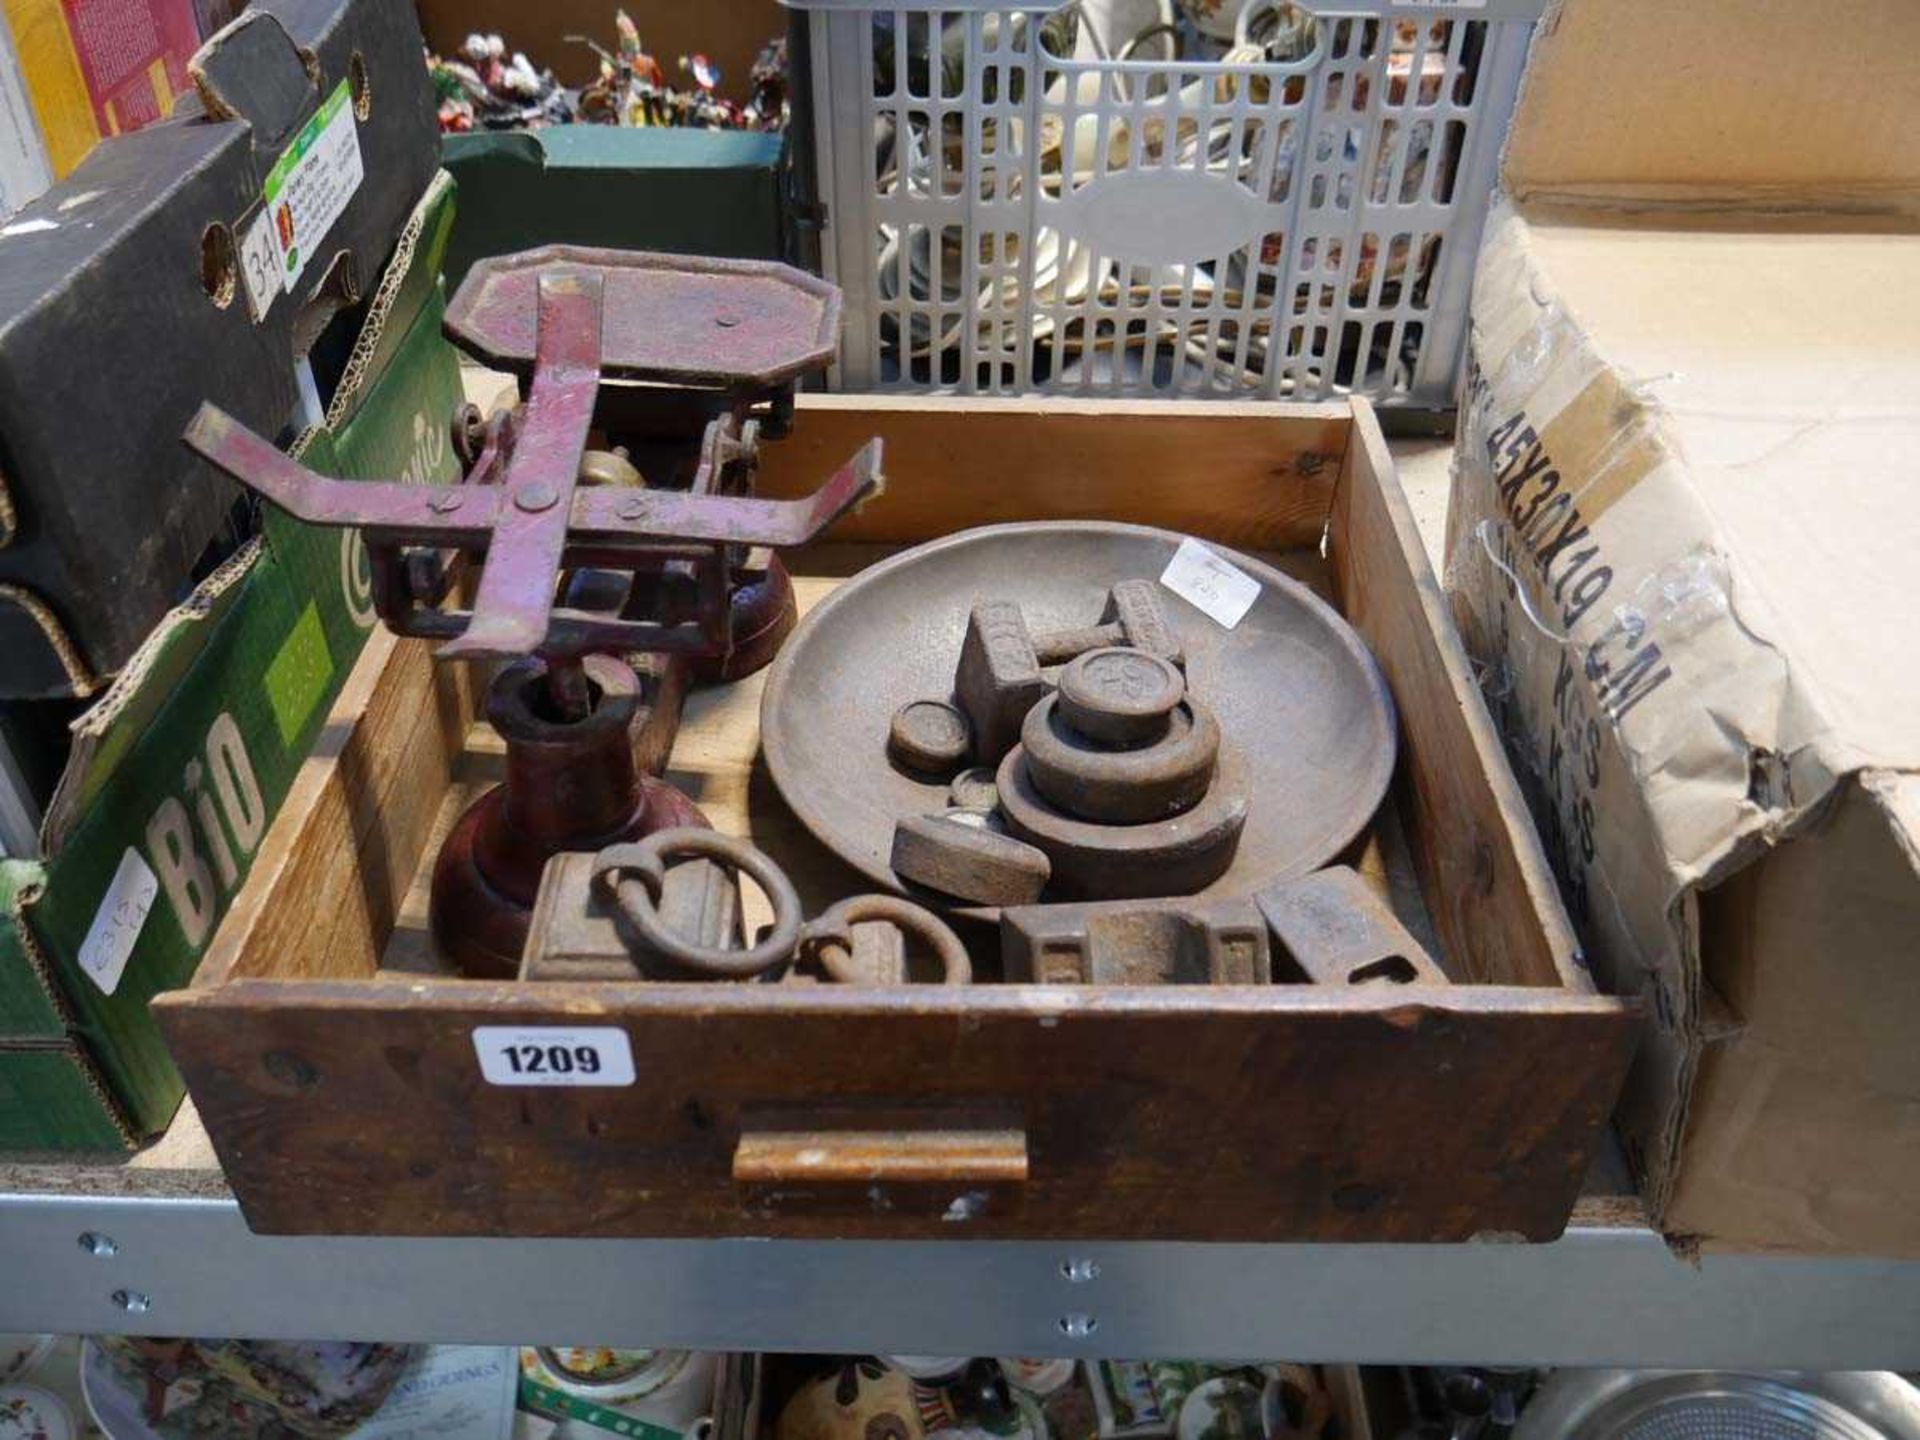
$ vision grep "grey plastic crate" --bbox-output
[792,0,1540,404]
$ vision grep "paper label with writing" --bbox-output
[261,78,363,289]
[239,207,282,321]
[473,1026,636,1087]
[1159,537,1261,629]
[78,848,159,995]
[359,1346,518,1439]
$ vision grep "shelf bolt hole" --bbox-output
[1060,1257,1100,1283]
[78,1232,118,1257]
[112,1289,153,1314]
[1058,1313,1097,1338]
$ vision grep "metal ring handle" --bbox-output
[593,828,803,978]
[802,895,973,985]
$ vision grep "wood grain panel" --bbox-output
[195,631,474,988]
[1328,403,1591,992]
[762,395,1350,550]
[159,979,1634,1241]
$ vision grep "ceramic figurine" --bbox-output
[778,1360,927,1440]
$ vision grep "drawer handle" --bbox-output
[733,1126,1029,1185]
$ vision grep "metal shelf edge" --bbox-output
[3,1190,1917,1367]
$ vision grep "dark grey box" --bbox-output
[0,0,438,699]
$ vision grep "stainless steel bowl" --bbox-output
[1514,1371,1920,1440]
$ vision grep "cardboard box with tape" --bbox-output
[1445,0,1920,1255]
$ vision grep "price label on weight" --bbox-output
[1159,536,1262,629]
[472,1026,636,1087]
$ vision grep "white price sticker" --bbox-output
[473,1026,635,1087]
[260,77,364,289]
[1159,537,1262,629]
[238,207,281,321]
[78,848,159,995]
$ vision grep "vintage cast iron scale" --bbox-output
[184,247,881,978]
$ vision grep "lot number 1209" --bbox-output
[504,1043,600,1075]
[472,1026,636,1087]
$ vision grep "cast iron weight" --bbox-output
[520,830,971,985]
[952,580,1185,767]
[183,262,883,978]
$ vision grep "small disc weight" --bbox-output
[889,699,972,778]
[1057,648,1185,746]
[948,766,1000,812]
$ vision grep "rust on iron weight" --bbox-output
[954,599,1049,767]
[1001,896,1272,985]
[799,894,972,985]
[1026,578,1186,669]
[890,811,1051,906]
[1258,865,1451,987]
[1055,646,1185,745]
[988,629,1246,899]
[521,829,971,985]
[996,742,1250,900]
[951,581,1186,769]
[947,767,1000,812]
[888,699,973,779]
[1019,689,1222,825]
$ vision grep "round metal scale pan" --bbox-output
[761,523,1398,915]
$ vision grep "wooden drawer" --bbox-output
[155,396,1638,1240]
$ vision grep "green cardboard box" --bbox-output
[0,171,465,1149]
[439,126,786,293]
